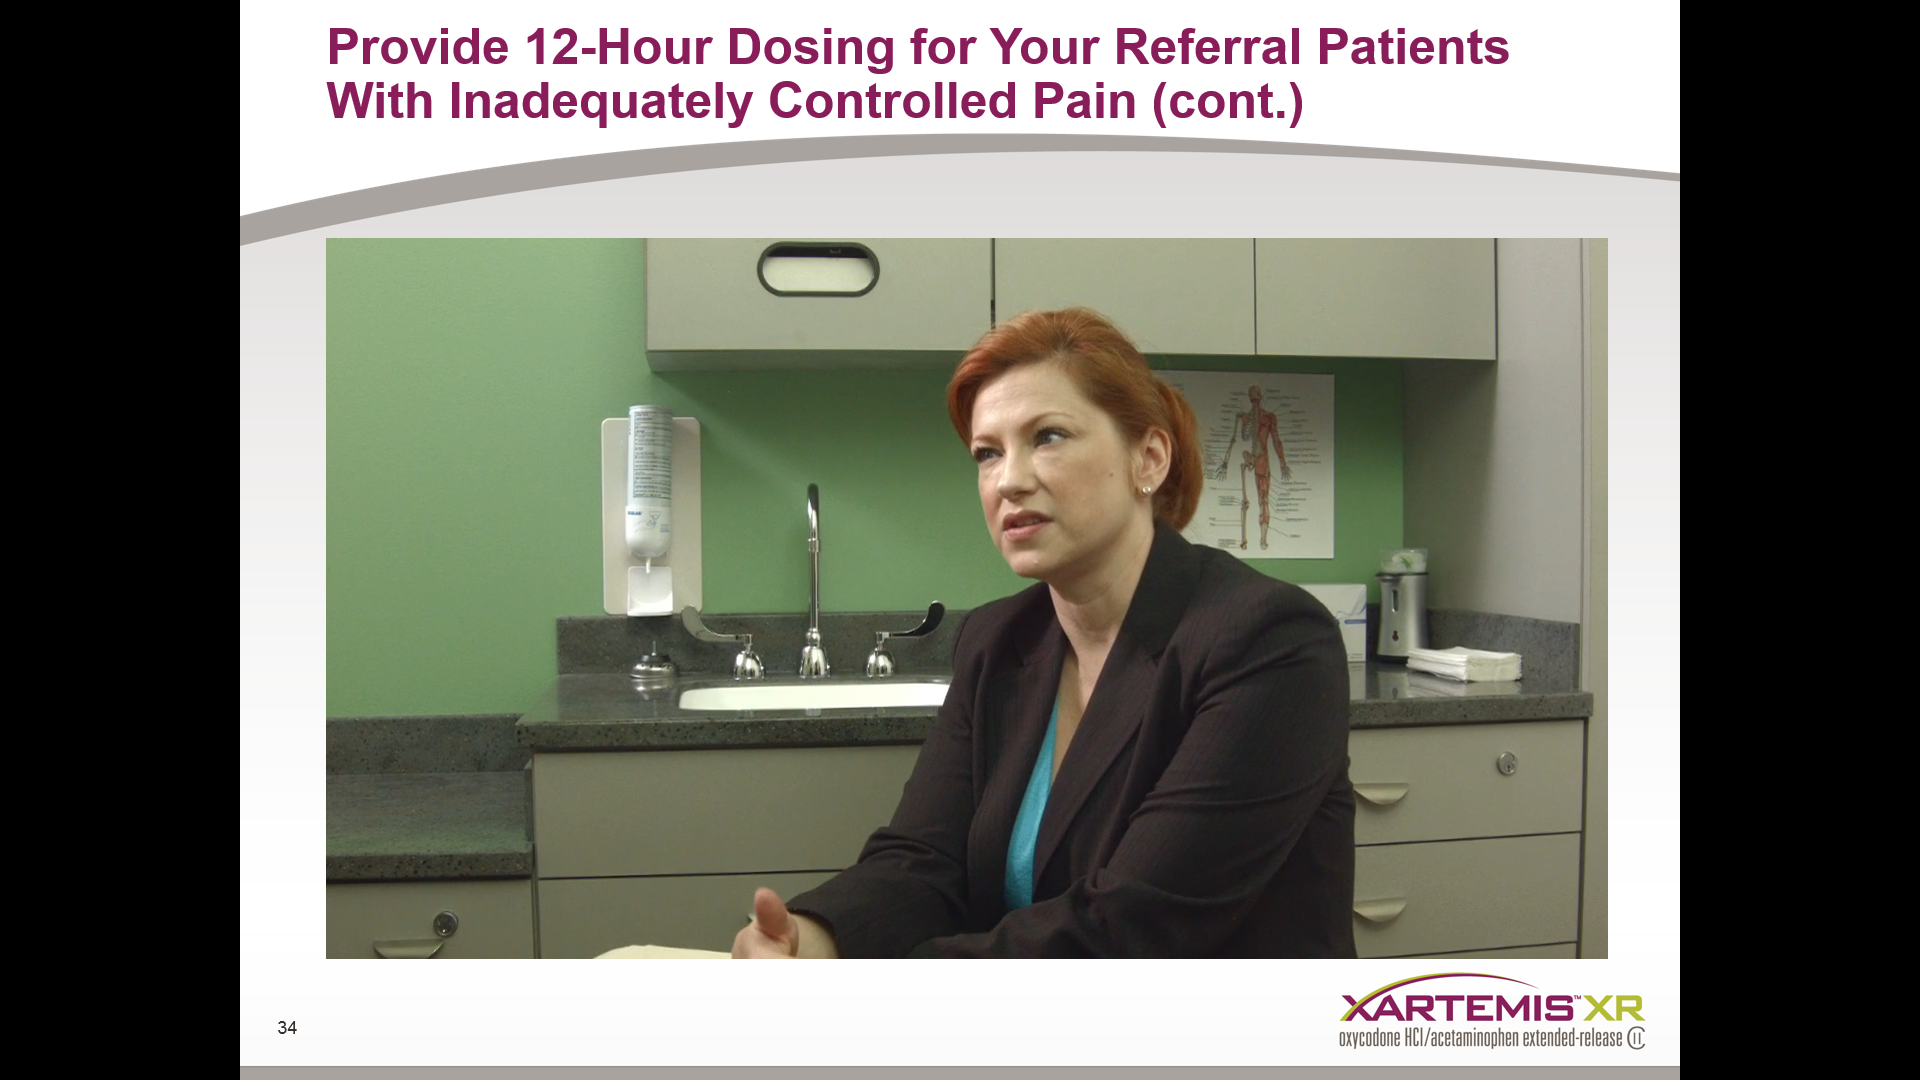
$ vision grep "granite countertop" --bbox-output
[522,608,1590,751]
[326,715,533,883]
[327,772,533,882]
[517,662,1592,751]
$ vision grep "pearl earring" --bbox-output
[1140,486,1154,496]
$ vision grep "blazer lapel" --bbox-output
[1030,631,1154,878]
[967,600,1067,919]
[1031,524,1205,881]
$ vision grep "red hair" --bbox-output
[947,308,1203,531]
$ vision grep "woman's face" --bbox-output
[969,360,1161,587]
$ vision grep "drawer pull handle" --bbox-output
[373,938,445,959]
[1353,898,1408,923]
[1354,783,1410,806]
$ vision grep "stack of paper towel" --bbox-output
[1407,646,1522,682]
[1405,672,1522,697]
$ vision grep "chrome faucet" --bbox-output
[800,483,829,678]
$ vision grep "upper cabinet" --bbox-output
[643,239,1498,367]
[1256,239,1496,359]
[994,239,1256,355]
[646,239,990,369]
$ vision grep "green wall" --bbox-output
[327,239,1402,716]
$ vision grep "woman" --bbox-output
[735,308,1355,958]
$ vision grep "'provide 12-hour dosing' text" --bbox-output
[322,25,1510,129]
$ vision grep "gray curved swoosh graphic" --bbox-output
[238,133,1678,245]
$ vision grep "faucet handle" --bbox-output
[680,607,742,644]
[680,607,766,681]
[866,603,945,678]
[876,603,945,641]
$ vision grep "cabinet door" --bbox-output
[533,745,922,878]
[994,239,1255,354]
[1352,834,1579,958]
[1256,239,1496,358]
[646,239,989,361]
[538,872,836,958]
[1349,720,1584,845]
[326,880,535,959]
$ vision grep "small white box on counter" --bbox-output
[1299,583,1368,664]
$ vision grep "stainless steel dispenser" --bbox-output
[1375,548,1430,662]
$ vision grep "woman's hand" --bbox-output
[732,887,843,958]
[732,887,800,958]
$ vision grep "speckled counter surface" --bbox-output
[517,664,1591,752]
[326,772,532,882]
[1347,663,1591,727]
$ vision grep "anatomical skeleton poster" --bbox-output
[1160,372,1334,559]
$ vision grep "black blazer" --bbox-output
[788,523,1356,957]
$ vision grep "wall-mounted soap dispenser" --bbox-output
[1375,548,1429,662]
[625,406,674,613]
[601,412,702,616]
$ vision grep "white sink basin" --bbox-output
[678,680,949,712]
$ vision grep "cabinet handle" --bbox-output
[757,243,879,297]
[1354,783,1410,806]
[1353,898,1408,923]
[373,938,445,959]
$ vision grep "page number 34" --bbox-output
[277,1021,297,1034]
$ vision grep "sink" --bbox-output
[677,680,950,712]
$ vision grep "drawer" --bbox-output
[1403,943,1578,960]
[1349,720,1583,844]
[326,879,535,959]
[538,872,835,958]
[1353,833,1579,958]
[533,745,922,878]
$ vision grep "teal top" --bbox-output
[1003,704,1058,911]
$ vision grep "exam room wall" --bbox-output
[326,239,1404,717]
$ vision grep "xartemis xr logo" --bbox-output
[1340,973,1644,1023]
